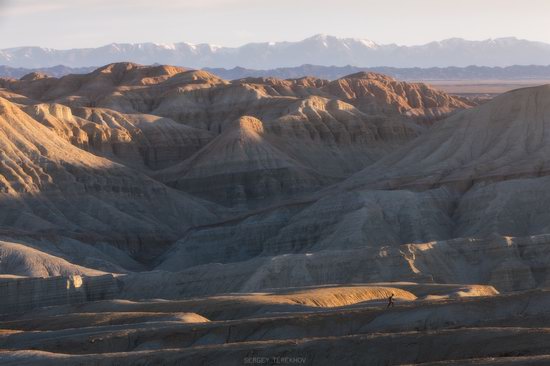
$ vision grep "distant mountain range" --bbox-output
[3,63,550,82]
[0,65,95,78]
[2,34,550,69]
[205,64,550,81]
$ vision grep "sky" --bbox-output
[0,0,549,49]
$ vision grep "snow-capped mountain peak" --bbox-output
[1,35,550,69]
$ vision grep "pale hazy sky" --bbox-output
[0,0,549,49]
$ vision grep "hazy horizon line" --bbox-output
[2,34,547,52]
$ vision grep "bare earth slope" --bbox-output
[0,96,221,265]
[1,63,470,207]
[155,116,333,207]
[344,84,550,190]
[8,282,550,366]
[4,64,550,365]
[151,85,550,292]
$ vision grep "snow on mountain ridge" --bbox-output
[1,35,550,69]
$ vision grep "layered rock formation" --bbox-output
[149,85,550,291]
[0,274,119,314]
[24,103,212,170]
[5,63,550,365]
[2,64,548,290]
[156,116,332,207]
[325,72,474,123]
[0,96,222,263]
[1,63,469,208]
[344,84,550,191]
[12,282,550,366]
[2,64,548,286]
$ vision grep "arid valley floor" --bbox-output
[2,63,550,365]
[425,79,550,98]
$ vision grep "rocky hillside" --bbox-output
[0,96,221,264]
[153,84,550,292]
[1,63,470,209]
[4,63,550,365]
[3,63,550,291]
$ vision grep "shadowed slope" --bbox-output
[156,116,333,207]
[1,63,474,207]
[153,85,550,291]
[0,97,222,263]
[344,84,550,191]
